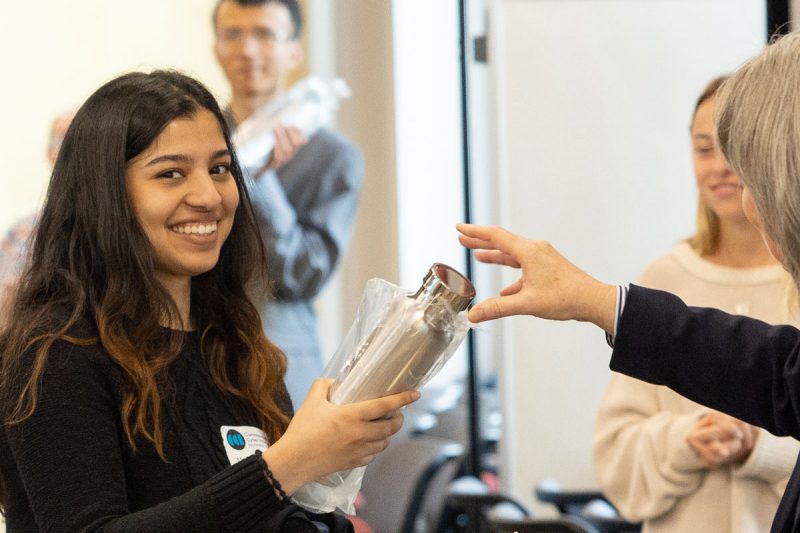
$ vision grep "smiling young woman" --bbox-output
[124,108,240,326]
[0,70,417,532]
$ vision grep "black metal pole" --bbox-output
[766,0,791,40]
[457,0,482,477]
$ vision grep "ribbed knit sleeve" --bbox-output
[0,336,291,532]
[593,373,706,522]
[207,454,288,532]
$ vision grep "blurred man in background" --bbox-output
[213,0,363,406]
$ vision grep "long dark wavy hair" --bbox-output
[0,70,289,505]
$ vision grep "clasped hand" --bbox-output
[686,411,758,468]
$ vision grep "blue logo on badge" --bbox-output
[226,429,246,450]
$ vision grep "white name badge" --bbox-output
[220,425,269,466]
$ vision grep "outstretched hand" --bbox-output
[456,223,617,332]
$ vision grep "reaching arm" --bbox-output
[612,285,800,440]
[457,222,800,440]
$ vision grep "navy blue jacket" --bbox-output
[611,285,800,532]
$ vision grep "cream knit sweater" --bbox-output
[593,241,800,533]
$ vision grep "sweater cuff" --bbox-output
[208,454,288,532]
[734,429,800,483]
[666,411,708,473]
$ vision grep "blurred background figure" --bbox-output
[212,0,363,407]
[592,76,800,533]
[0,109,75,325]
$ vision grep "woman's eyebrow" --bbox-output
[145,154,191,166]
[145,149,230,166]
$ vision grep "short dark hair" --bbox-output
[212,0,303,40]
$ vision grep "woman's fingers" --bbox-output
[306,377,335,400]
[272,382,417,485]
[687,435,733,467]
[473,249,521,268]
[358,413,405,442]
[350,390,420,421]
[691,424,743,443]
[457,223,525,257]
[469,293,529,323]
[687,413,752,468]
[499,278,524,296]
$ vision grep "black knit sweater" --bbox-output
[0,329,351,532]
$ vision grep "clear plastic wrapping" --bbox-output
[292,264,474,514]
[233,75,351,170]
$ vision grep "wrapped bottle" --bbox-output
[329,263,475,404]
[292,264,474,515]
[233,76,351,170]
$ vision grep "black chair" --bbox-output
[491,515,601,533]
[445,475,528,532]
[358,434,464,533]
[534,480,641,533]
[444,476,600,533]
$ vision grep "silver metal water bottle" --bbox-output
[329,263,475,404]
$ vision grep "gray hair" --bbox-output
[716,31,800,288]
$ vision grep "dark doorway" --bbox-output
[768,0,792,39]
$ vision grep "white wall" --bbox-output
[0,0,229,233]
[793,0,800,29]
[392,1,466,289]
[330,1,400,341]
[392,0,470,389]
[488,0,766,511]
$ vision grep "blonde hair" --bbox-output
[686,75,728,256]
[716,32,800,289]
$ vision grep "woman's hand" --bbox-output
[686,411,758,468]
[457,223,617,331]
[262,379,420,494]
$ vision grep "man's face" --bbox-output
[214,1,303,101]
